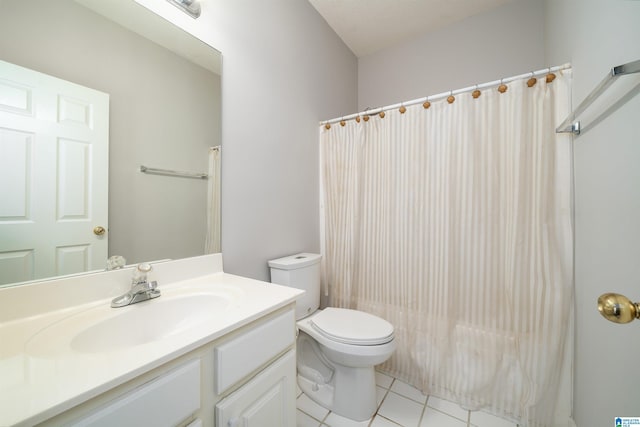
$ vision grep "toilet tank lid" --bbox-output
[268,253,321,270]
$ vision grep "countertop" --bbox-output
[0,254,303,426]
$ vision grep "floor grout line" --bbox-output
[388,389,428,406]
[320,410,330,424]
[368,384,392,427]
[299,372,518,427]
[375,413,405,426]
[296,407,325,425]
[425,406,470,425]
[417,394,429,427]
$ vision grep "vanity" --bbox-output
[0,254,303,426]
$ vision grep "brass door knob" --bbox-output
[597,293,640,324]
[93,226,106,236]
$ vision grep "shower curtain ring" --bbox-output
[546,67,557,83]
[498,78,508,93]
[447,90,455,104]
[472,84,481,99]
[363,107,371,121]
[527,71,537,87]
[423,96,431,109]
[340,117,346,127]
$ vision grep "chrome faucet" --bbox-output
[111,263,161,308]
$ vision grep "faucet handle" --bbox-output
[137,263,152,273]
[132,262,153,284]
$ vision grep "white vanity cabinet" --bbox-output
[213,309,297,426]
[39,306,297,427]
[215,350,296,427]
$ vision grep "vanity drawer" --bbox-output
[214,309,295,394]
[71,359,200,427]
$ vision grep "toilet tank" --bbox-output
[268,253,321,320]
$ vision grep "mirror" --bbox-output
[0,0,222,287]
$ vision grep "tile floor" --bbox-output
[296,371,520,427]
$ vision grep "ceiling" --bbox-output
[308,0,513,57]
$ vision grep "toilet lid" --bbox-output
[310,308,394,345]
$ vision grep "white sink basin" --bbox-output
[71,293,229,353]
[25,286,242,357]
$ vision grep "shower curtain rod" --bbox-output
[320,64,571,126]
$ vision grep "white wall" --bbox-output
[135,0,358,281]
[357,0,545,110]
[545,1,640,426]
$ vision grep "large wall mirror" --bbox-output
[0,0,222,287]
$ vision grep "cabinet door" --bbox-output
[216,350,296,427]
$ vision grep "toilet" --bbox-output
[269,253,396,421]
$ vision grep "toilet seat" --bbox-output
[309,307,394,346]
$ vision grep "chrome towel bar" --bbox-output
[556,59,640,135]
[139,165,208,179]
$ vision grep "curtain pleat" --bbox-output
[205,147,221,254]
[320,70,573,427]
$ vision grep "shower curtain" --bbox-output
[320,70,573,426]
[205,146,221,254]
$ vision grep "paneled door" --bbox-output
[0,60,109,285]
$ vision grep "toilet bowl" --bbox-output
[296,307,396,421]
[269,253,396,421]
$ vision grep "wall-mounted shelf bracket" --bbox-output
[567,121,581,135]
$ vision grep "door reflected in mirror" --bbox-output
[0,0,222,287]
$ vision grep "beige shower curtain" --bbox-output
[205,146,221,254]
[320,70,573,426]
